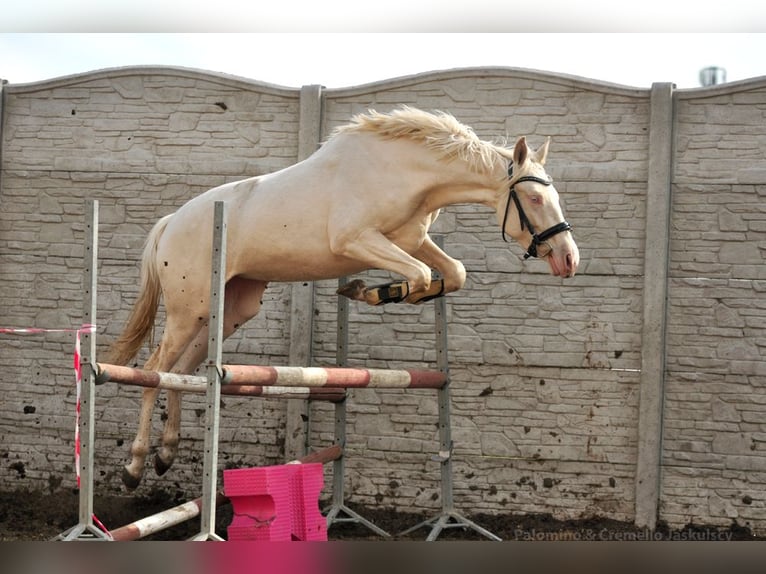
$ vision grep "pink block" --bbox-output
[289,464,327,541]
[224,463,327,542]
[225,465,292,541]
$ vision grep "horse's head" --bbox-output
[497,137,579,278]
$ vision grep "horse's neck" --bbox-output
[425,183,501,212]
[422,155,506,211]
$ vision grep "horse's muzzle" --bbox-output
[548,245,579,278]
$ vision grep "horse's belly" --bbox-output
[228,232,364,282]
[230,222,428,283]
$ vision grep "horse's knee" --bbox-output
[443,259,466,293]
[406,261,433,294]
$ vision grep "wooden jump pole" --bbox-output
[94,363,346,402]
[222,364,447,389]
[111,492,228,542]
[94,361,445,391]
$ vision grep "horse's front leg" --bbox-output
[331,227,433,304]
[409,234,466,300]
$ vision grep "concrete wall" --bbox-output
[0,66,764,533]
[661,83,766,530]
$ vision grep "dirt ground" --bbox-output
[0,488,760,541]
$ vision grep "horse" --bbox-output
[108,106,580,489]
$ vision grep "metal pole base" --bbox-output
[399,510,502,541]
[325,503,391,538]
[54,522,113,541]
[188,531,225,541]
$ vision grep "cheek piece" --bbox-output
[501,166,573,259]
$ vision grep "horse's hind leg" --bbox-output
[155,389,183,477]
[122,387,161,490]
[154,277,269,477]
[151,325,210,477]
[122,318,202,490]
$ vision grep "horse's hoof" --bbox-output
[122,467,141,491]
[154,453,172,476]
[336,279,367,301]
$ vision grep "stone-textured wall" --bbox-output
[661,83,766,531]
[1,67,764,534]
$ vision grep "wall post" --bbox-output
[0,79,7,192]
[284,84,324,460]
[634,82,675,529]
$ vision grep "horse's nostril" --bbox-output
[565,252,574,275]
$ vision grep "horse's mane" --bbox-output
[332,106,513,176]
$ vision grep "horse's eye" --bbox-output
[529,195,542,205]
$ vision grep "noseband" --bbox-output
[501,164,573,259]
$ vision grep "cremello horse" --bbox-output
[109,106,579,489]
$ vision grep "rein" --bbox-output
[501,164,573,259]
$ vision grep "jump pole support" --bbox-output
[56,200,112,541]
[323,276,391,538]
[398,235,501,541]
[189,201,228,541]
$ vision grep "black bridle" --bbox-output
[501,164,573,259]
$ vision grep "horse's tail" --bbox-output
[106,213,173,366]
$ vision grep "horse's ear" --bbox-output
[535,137,551,166]
[513,136,528,166]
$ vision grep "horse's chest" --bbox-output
[385,217,432,254]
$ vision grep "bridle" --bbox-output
[501,163,573,259]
